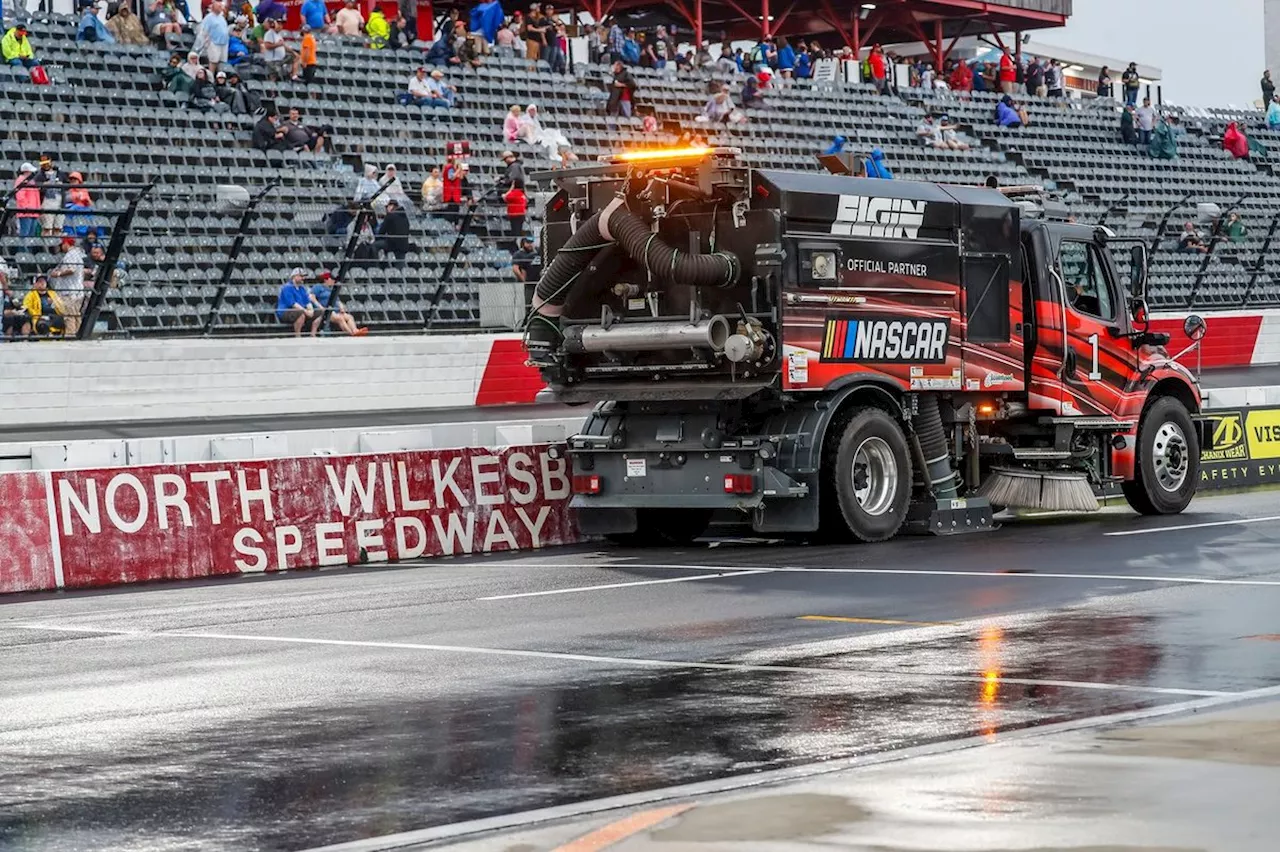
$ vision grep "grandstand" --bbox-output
[1,2,1278,340]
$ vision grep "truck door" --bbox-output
[1053,237,1135,416]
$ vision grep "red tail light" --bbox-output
[723,473,755,494]
[572,474,601,495]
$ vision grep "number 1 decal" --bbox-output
[1086,333,1102,380]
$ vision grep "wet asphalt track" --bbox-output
[3,490,1280,851]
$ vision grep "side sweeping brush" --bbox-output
[977,467,1099,513]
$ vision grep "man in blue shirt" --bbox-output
[300,0,327,31]
[196,0,229,75]
[276,267,319,336]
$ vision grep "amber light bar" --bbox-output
[601,146,740,164]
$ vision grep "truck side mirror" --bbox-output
[1184,314,1208,341]
[1128,244,1147,295]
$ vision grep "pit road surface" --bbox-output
[4,491,1280,851]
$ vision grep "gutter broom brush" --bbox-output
[978,467,1099,513]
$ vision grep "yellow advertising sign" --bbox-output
[1245,408,1280,460]
[1202,412,1247,462]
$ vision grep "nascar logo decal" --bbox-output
[832,196,928,239]
[821,315,950,364]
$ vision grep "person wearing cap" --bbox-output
[22,275,67,337]
[221,70,260,114]
[260,17,289,80]
[374,200,410,263]
[146,0,185,51]
[295,23,318,82]
[426,67,456,105]
[2,24,38,68]
[365,5,390,49]
[106,1,149,45]
[35,157,64,237]
[498,150,525,191]
[334,0,364,36]
[511,235,540,285]
[401,65,434,106]
[309,271,367,337]
[12,164,41,242]
[78,1,117,44]
[252,110,289,151]
[195,0,230,75]
[276,268,320,336]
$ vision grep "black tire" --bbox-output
[605,508,713,546]
[1122,396,1199,516]
[826,407,913,542]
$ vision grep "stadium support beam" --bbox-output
[695,0,702,51]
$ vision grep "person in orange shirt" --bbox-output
[295,23,318,83]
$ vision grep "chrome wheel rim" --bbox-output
[852,437,898,516]
[1152,421,1189,493]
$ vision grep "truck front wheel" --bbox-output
[830,407,913,542]
[1122,396,1199,515]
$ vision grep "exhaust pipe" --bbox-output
[563,316,732,353]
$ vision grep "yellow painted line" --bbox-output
[798,615,952,626]
[553,804,694,852]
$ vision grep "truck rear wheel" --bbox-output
[829,407,913,542]
[1122,396,1199,516]
[605,509,713,547]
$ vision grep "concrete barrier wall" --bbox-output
[1,333,544,428]
[0,443,577,595]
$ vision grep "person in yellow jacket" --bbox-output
[365,8,390,49]
[22,275,68,337]
[3,24,39,68]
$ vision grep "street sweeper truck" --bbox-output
[524,147,1219,543]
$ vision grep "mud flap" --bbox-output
[574,506,638,536]
[905,496,997,536]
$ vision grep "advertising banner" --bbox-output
[1198,407,1280,488]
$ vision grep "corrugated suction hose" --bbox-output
[912,396,959,500]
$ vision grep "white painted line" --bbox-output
[6,623,1229,698]
[534,563,1280,588]
[42,470,64,590]
[1104,515,1280,537]
[477,570,768,600]
[305,682,1280,852]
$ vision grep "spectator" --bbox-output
[277,268,320,335]
[864,147,894,179]
[794,44,811,79]
[522,2,548,61]
[310,271,367,336]
[867,43,887,94]
[3,23,38,68]
[49,237,87,330]
[296,24,318,82]
[773,35,794,78]
[3,275,32,339]
[995,94,1027,128]
[388,13,413,49]
[1222,212,1248,244]
[998,47,1015,95]
[511,235,540,284]
[741,73,764,109]
[503,183,527,241]
[1021,56,1042,97]
[366,6,390,48]
[77,1,116,43]
[282,107,331,153]
[380,164,412,211]
[355,163,380,201]
[403,67,454,107]
[1223,121,1250,159]
[12,163,40,242]
[35,156,63,237]
[916,114,945,147]
[1177,222,1208,254]
[1097,65,1113,99]
[159,51,194,93]
[621,28,639,65]
[1149,116,1177,160]
[256,0,286,21]
[334,0,364,36]
[1121,61,1140,107]
[221,70,260,113]
[374,199,411,261]
[546,20,567,74]
[606,16,624,63]
[441,158,467,222]
[1269,97,1280,130]
[180,49,203,80]
[920,63,937,90]
[471,0,503,43]
[195,0,229,74]
[606,60,636,118]
[700,88,736,123]
[85,242,120,290]
[950,59,974,93]
[106,2,149,45]
[500,149,527,190]
[260,18,290,80]
[823,136,846,155]
[63,171,99,237]
[300,0,326,30]
[1045,59,1063,98]
[252,110,289,150]
[1264,70,1275,106]
[402,66,433,105]
[420,166,443,209]
[1135,97,1156,146]
[189,68,228,111]
[495,19,518,56]
[503,104,523,142]
[227,23,251,64]
[1120,104,1138,145]
[23,275,67,337]
[146,0,184,49]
